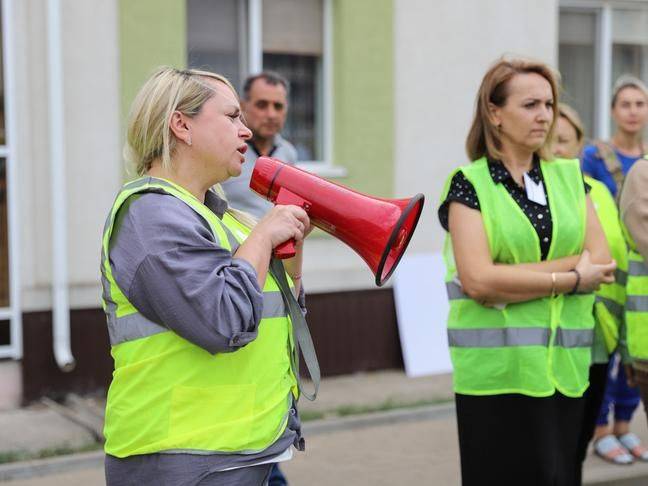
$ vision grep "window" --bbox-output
[559,9,597,137]
[262,0,323,161]
[559,3,648,140]
[187,0,339,172]
[0,159,7,309]
[0,0,20,359]
[186,0,247,90]
[611,9,648,87]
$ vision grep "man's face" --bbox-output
[242,79,288,141]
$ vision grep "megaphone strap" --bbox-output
[269,258,321,402]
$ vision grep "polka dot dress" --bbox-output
[438,158,590,260]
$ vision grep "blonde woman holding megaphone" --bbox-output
[100,67,315,486]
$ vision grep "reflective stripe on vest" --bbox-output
[627,295,648,312]
[105,291,288,346]
[629,260,648,276]
[448,327,593,348]
[596,295,624,321]
[441,158,594,398]
[615,269,628,286]
[445,281,466,300]
[101,177,298,458]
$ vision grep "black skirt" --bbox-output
[455,391,585,486]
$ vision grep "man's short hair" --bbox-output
[242,71,290,100]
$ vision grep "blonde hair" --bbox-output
[466,57,560,162]
[612,74,648,108]
[558,103,586,150]
[125,66,257,228]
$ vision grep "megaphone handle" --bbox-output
[272,187,311,260]
[274,240,296,259]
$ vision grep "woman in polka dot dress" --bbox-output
[438,58,616,486]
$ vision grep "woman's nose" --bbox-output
[240,124,252,140]
[540,106,552,122]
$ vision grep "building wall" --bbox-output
[16,0,122,312]
[394,0,559,254]
[332,0,394,197]
[7,0,565,402]
[303,0,396,293]
[119,0,187,131]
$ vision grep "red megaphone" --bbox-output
[250,157,424,287]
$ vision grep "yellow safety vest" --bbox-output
[624,155,648,360]
[100,176,298,458]
[585,176,628,360]
[442,157,594,397]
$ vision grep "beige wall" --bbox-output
[394,0,559,254]
[10,0,561,303]
[305,0,560,292]
[15,0,121,311]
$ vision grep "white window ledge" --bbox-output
[296,161,348,179]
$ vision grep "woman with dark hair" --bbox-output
[438,58,616,485]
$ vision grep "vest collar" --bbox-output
[487,154,542,185]
[205,189,228,218]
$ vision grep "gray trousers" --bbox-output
[193,464,273,486]
[105,455,273,486]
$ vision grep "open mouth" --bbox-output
[236,145,248,157]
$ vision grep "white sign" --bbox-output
[393,253,453,377]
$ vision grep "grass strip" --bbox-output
[0,442,101,465]
[300,396,453,422]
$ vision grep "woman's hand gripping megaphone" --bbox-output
[271,187,312,259]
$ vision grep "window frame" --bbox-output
[560,0,648,140]
[0,0,22,360]
[247,0,346,177]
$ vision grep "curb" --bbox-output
[0,450,104,482]
[583,460,648,486]
[0,404,451,482]
[304,402,455,436]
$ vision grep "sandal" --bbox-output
[594,435,634,465]
[617,433,648,462]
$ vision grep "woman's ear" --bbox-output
[169,111,192,146]
[488,102,501,129]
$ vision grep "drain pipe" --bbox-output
[47,0,75,371]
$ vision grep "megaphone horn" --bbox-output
[250,157,424,287]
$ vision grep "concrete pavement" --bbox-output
[2,371,648,485]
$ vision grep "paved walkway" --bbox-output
[2,371,648,485]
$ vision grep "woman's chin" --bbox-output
[227,165,243,179]
[620,124,642,135]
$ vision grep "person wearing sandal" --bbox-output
[581,76,648,467]
[551,104,635,477]
[591,356,648,465]
[438,58,616,486]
